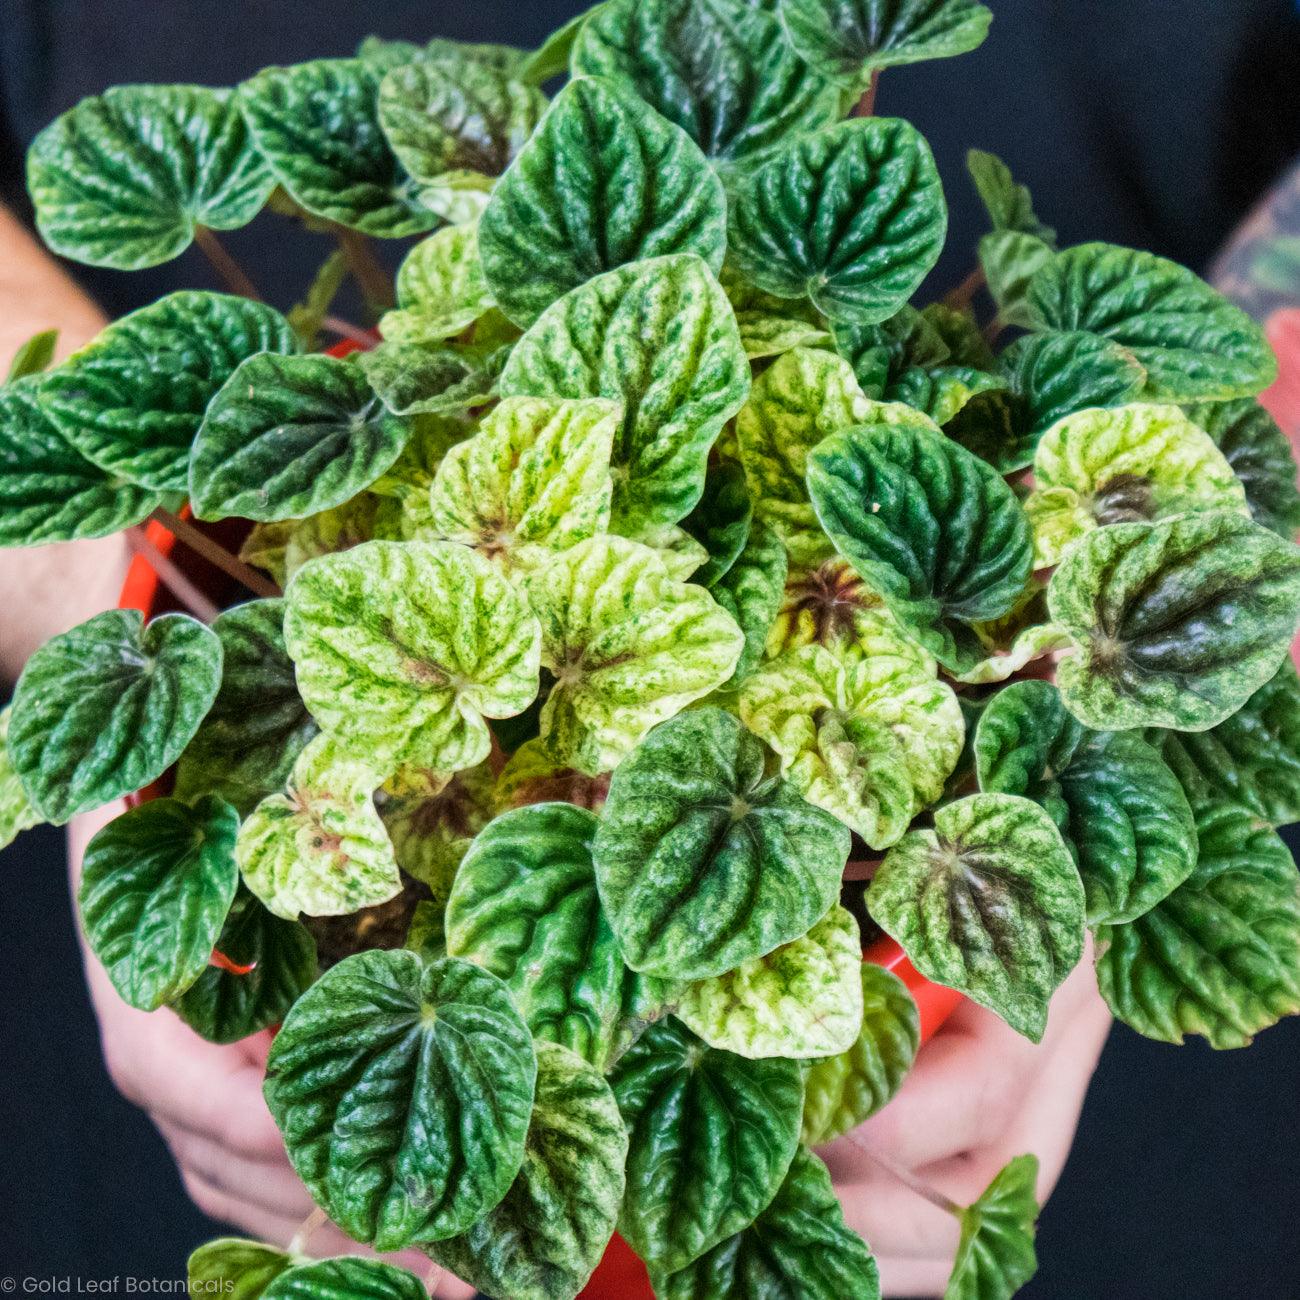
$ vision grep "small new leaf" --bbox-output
[945,1155,1040,1300]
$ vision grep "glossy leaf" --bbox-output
[187,1239,296,1300]
[1049,513,1300,731]
[682,461,752,587]
[500,253,750,530]
[239,60,434,237]
[593,708,850,979]
[832,303,952,395]
[653,1147,881,1300]
[359,339,503,418]
[7,609,222,822]
[0,707,41,851]
[611,1017,804,1272]
[284,540,540,776]
[79,795,240,1011]
[427,396,619,574]
[42,292,296,492]
[945,1155,1040,1300]
[426,1041,628,1300]
[966,148,1055,241]
[1027,242,1276,400]
[807,408,1034,672]
[719,261,831,360]
[261,1258,427,1300]
[525,538,743,775]
[480,77,726,327]
[28,84,272,268]
[265,950,536,1250]
[382,224,494,344]
[725,117,947,324]
[573,0,841,161]
[710,521,789,684]
[949,622,1072,686]
[888,364,1004,427]
[0,378,158,546]
[801,962,919,1145]
[870,793,1085,1040]
[5,329,58,383]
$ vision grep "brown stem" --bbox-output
[845,1132,961,1216]
[193,226,263,301]
[126,528,221,623]
[321,315,378,347]
[850,70,880,118]
[334,227,395,310]
[944,266,987,312]
[150,507,282,599]
[983,314,1007,347]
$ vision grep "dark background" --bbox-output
[2,2,1299,1296]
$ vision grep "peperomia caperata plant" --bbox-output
[2,2,1300,1297]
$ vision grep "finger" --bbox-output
[178,1166,302,1245]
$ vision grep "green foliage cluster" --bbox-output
[3,2,1300,1297]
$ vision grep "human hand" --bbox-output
[821,947,1112,1298]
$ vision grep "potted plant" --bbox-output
[3,2,1300,1297]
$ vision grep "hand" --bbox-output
[68,804,475,1298]
[821,948,1112,1298]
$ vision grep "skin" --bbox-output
[5,158,1299,1293]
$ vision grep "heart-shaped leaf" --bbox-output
[42,292,296,492]
[710,520,789,685]
[447,803,676,1070]
[1048,513,1300,731]
[262,1258,427,1300]
[8,608,223,822]
[1187,398,1300,540]
[945,1155,1039,1300]
[593,708,850,980]
[377,56,544,222]
[381,224,495,344]
[480,77,726,327]
[174,600,318,818]
[869,792,1085,1040]
[265,950,537,1250]
[676,904,863,1058]
[285,540,540,776]
[975,681,1196,925]
[495,739,611,813]
[0,378,158,546]
[652,1147,880,1300]
[187,1239,296,1300]
[0,707,41,851]
[360,339,504,418]
[1160,660,1300,828]
[425,1041,628,1300]
[79,795,240,1011]
[1026,242,1276,400]
[573,0,841,162]
[719,262,831,360]
[779,0,991,85]
[1024,404,1247,566]
[500,253,750,531]
[725,118,947,324]
[237,736,401,920]
[239,60,434,237]
[807,407,1034,673]
[427,396,619,574]
[611,1017,804,1271]
[1094,800,1300,1049]
[801,962,919,1145]
[27,84,273,269]
[682,461,753,588]
[966,149,1055,242]
[525,538,743,775]
[190,353,411,522]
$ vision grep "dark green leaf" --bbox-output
[725,117,947,324]
[174,600,318,817]
[264,950,536,1250]
[426,1041,628,1300]
[573,0,841,161]
[806,409,1034,672]
[190,353,411,521]
[869,792,1085,1041]
[945,1155,1039,1300]
[1027,242,1277,400]
[1095,801,1300,1048]
[708,520,789,684]
[8,609,223,822]
[79,795,239,1011]
[5,329,58,383]
[262,1258,427,1300]
[683,461,753,587]
[653,1147,880,1300]
[966,149,1055,242]
[41,292,296,492]
[481,77,726,328]
[360,339,502,417]
[187,1239,295,1300]
[593,708,850,980]
[888,364,1005,426]
[1049,513,1300,730]
[239,60,435,237]
[611,1017,804,1272]
[833,304,952,394]
[27,85,272,269]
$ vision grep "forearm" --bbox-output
[0,202,127,684]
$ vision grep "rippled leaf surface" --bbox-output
[265,950,536,1250]
[683,461,752,588]
[381,224,495,344]
[494,739,611,813]
[709,521,789,685]
[593,708,850,979]
[360,339,503,418]
[944,1155,1039,1300]
[870,793,1085,1040]
[187,1238,296,1300]
[261,1257,427,1300]
[720,261,831,360]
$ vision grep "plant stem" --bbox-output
[321,314,378,347]
[944,266,987,311]
[126,527,221,623]
[845,1132,961,1217]
[424,1259,445,1294]
[149,507,282,599]
[850,70,880,118]
[194,226,263,301]
[335,226,396,310]
[288,1205,328,1257]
